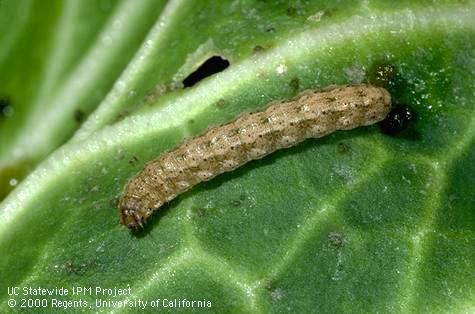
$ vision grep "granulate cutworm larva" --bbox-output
[119,84,391,229]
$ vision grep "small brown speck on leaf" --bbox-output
[286,7,297,16]
[216,99,226,109]
[253,45,265,53]
[128,156,139,166]
[74,109,84,123]
[109,197,120,208]
[289,77,300,94]
[337,142,351,154]
[328,232,344,247]
[196,208,205,217]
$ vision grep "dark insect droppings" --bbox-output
[183,56,230,87]
[337,142,350,154]
[379,106,413,135]
[215,99,226,109]
[289,77,300,94]
[328,232,344,247]
[0,97,12,118]
[264,281,274,291]
[196,207,205,217]
[73,109,84,123]
[253,45,265,53]
[128,156,139,166]
[286,7,297,16]
[109,197,120,208]
[113,110,130,123]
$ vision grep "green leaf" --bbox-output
[1,1,474,313]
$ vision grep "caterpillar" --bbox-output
[119,84,391,229]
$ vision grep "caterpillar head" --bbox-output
[118,195,146,230]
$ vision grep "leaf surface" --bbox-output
[0,1,474,313]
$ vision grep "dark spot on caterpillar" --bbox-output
[0,96,13,118]
[73,109,84,123]
[265,27,276,33]
[253,45,265,53]
[188,119,195,124]
[183,56,230,87]
[289,77,300,94]
[379,106,413,135]
[232,199,241,207]
[240,193,246,201]
[328,232,344,247]
[368,62,396,88]
[337,142,350,154]
[128,156,139,166]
